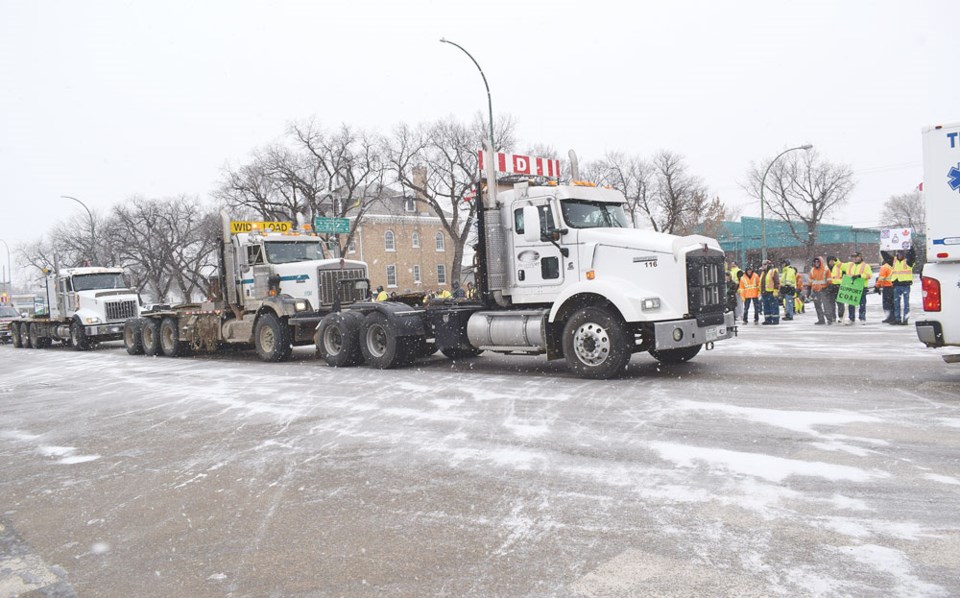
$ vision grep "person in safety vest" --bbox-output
[826,255,846,322]
[737,266,761,324]
[874,255,894,323]
[882,247,916,325]
[760,260,781,325]
[779,259,799,321]
[375,285,388,302]
[806,256,834,325]
[729,262,743,321]
[844,251,873,325]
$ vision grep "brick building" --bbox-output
[343,193,455,293]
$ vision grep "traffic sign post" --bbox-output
[314,217,351,234]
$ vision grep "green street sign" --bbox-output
[313,217,351,234]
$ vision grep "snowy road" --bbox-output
[1,300,959,596]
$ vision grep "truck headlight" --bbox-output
[642,298,661,311]
[294,300,308,312]
[84,316,102,324]
[672,328,684,342]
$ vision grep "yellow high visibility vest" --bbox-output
[891,258,914,283]
[830,262,844,284]
[781,267,797,287]
[762,270,779,294]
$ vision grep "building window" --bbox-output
[413,265,421,284]
[386,265,397,288]
[347,239,356,254]
[435,232,445,252]
[385,230,395,252]
[404,198,416,212]
[437,264,447,285]
[412,232,420,248]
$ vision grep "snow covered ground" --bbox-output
[1,297,958,596]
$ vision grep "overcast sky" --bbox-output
[1,0,955,272]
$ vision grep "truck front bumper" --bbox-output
[652,311,736,351]
[85,323,125,338]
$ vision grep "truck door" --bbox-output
[512,200,564,291]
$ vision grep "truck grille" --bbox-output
[686,250,726,325]
[318,267,367,307]
[105,300,138,322]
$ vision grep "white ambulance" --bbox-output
[916,122,960,362]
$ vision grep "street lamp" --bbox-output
[439,38,495,156]
[0,238,11,292]
[61,195,96,264]
[759,144,813,262]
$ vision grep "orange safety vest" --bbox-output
[808,266,830,291]
[891,258,914,283]
[876,263,893,288]
[738,272,760,299]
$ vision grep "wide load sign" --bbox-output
[230,221,292,234]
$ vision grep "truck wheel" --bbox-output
[124,319,145,355]
[359,312,414,369]
[28,323,44,349]
[254,312,292,362]
[22,322,33,349]
[562,306,631,379]
[160,317,187,357]
[316,312,364,367]
[11,323,23,348]
[70,319,91,351]
[648,344,702,365]
[141,318,161,356]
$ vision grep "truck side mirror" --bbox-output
[522,206,540,243]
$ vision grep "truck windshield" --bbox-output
[264,241,326,264]
[72,273,128,291]
[560,200,629,229]
[0,306,18,317]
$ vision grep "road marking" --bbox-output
[0,519,76,597]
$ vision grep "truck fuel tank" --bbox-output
[466,309,548,353]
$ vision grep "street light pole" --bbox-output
[439,38,495,155]
[60,195,96,264]
[759,144,813,262]
[0,238,11,292]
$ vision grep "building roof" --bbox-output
[717,216,879,252]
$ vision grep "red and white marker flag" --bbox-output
[478,151,561,178]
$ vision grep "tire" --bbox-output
[124,319,144,355]
[70,319,91,351]
[562,306,631,379]
[11,322,23,348]
[359,311,415,369]
[440,346,482,360]
[254,312,292,362]
[28,323,43,349]
[648,344,702,365]
[22,322,33,349]
[141,318,161,356]
[315,312,364,367]
[159,317,186,357]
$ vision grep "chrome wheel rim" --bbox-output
[324,326,343,355]
[573,322,610,366]
[366,324,387,358]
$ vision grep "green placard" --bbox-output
[313,217,351,234]
[836,275,865,305]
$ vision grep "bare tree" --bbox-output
[386,114,516,284]
[746,149,854,259]
[880,190,925,232]
[589,152,655,229]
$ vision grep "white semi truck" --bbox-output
[123,214,369,361]
[314,146,736,379]
[9,267,141,350]
[916,122,960,363]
